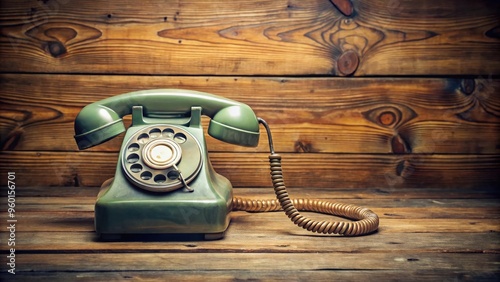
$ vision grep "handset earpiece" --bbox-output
[74,104,126,150]
[208,105,260,147]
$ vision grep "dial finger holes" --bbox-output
[130,164,142,173]
[127,153,140,164]
[122,124,202,193]
[162,128,174,138]
[174,133,187,144]
[167,170,180,180]
[128,143,140,152]
[137,133,149,144]
[154,174,167,183]
[140,171,152,180]
[149,128,161,138]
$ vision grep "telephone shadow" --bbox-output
[92,233,214,242]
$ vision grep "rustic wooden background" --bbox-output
[1,0,499,189]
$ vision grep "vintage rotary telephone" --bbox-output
[74,89,379,240]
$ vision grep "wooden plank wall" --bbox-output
[1,0,499,189]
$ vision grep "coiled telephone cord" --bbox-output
[232,118,379,236]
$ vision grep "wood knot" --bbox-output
[396,160,415,178]
[485,25,500,39]
[391,134,411,154]
[45,41,67,58]
[1,129,23,150]
[337,50,359,76]
[460,79,475,95]
[329,0,354,17]
[26,24,101,57]
[363,106,416,129]
[294,141,314,153]
[379,111,397,127]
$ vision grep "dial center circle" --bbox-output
[143,139,182,170]
[150,144,173,163]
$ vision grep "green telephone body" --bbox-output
[74,89,260,239]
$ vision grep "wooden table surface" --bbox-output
[1,186,499,281]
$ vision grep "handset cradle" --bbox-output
[74,89,379,240]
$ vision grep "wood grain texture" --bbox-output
[1,151,498,188]
[6,210,500,233]
[9,185,499,199]
[8,253,500,272]
[0,1,498,280]
[2,270,497,282]
[1,74,498,154]
[0,186,498,281]
[4,230,500,250]
[0,0,498,75]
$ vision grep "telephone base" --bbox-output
[94,177,232,240]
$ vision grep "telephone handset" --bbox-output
[74,89,379,240]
